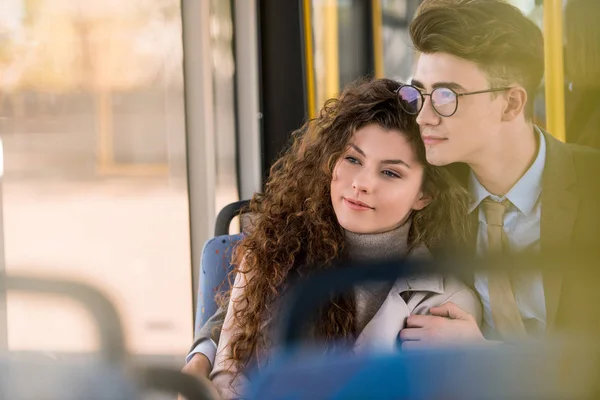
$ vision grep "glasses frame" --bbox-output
[396,84,514,117]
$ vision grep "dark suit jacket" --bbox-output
[192,128,600,351]
[448,129,600,336]
[565,87,600,150]
[537,129,600,336]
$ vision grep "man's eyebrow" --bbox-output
[410,79,425,89]
[409,79,466,92]
[431,81,466,91]
[349,144,411,169]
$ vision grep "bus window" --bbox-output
[0,0,192,360]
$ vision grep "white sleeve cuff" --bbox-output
[185,338,217,367]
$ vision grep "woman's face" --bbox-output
[330,124,430,234]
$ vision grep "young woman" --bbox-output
[210,78,482,398]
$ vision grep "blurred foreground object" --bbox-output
[0,275,217,400]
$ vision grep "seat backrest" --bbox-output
[195,233,243,331]
[247,253,600,399]
[0,356,137,400]
[214,200,250,236]
[2,276,218,400]
[194,200,250,331]
[247,344,598,399]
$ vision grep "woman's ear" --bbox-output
[331,159,341,181]
[412,191,432,211]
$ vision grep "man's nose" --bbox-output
[416,96,441,127]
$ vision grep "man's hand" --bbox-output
[399,302,485,350]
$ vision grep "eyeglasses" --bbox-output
[397,84,513,118]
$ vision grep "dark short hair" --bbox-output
[410,0,544,119]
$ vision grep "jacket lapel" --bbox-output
[354,246,442,352]
[353,287,410,353]
[448,162,479,257]
[540,130,579,332]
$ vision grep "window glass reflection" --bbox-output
[0,0,192,356]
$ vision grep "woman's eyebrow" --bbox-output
[349,144,365,156]
[381,159,411,169]
[350,144,411,169]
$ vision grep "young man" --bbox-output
[398,0,600,347]
[184,0,600,379]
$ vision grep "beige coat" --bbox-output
[211,260,482,399]
[354,273,482,353]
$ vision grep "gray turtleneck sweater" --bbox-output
[344,221,412,335]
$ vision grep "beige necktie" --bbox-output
[481,198,527,339]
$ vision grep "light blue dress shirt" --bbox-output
[469,127,547,338]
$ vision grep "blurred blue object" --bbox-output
[247,342,598,399]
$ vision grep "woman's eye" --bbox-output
[344,156,360,165]
[382,170,401,178]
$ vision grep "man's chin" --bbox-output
[425,151,451,167]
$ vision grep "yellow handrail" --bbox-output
[543,0,566,141]
[303,0,316,119]
[322,0,340,104]
[372,0,384,78]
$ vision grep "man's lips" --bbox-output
[422,135,448,145]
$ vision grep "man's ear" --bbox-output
[502,87,527,122]
[412,192,432,211]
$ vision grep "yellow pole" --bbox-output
[303,0,316,119]
[543,0,566,142]
[372,0,384,78]
[322,0,339,102]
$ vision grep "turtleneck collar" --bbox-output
[343,220,413,262]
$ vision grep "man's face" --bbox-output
[412,52,507,166]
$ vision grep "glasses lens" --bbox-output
[431,88,457,117]
[398,85,422,115]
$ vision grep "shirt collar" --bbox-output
[468,126,546,216]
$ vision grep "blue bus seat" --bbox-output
[194,199,250,333]
[247,344,597,399]
[246,254,600,399]
[195,233,243,331]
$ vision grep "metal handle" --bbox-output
[2,275,126,364]
[136,366,219,400]
[214,199,250,236]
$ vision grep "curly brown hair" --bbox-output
[223,78,472,373]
